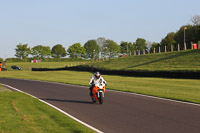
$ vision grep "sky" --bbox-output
[0,0,200,58]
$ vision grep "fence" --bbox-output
[133,41,200,56]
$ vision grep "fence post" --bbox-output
[148,49,150,54]
[159,46,161,53]
[143,49,145,55]
[138,50,140,56]
[165,45,167,52]
[191,42,193,50]
[178,44,180,51]
[198,41,200,49]
[171,45,173,52]
[184,43,187,50]
[153,48,155,54]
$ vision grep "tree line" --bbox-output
[13,15,200,60]
[14,38,147,60]
[151,15,200,52]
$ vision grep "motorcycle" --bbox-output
[91,81,106,104]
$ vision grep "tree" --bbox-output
[96,37,106,48]
[96,37,106,58]
[84,40,100,59]
[120,41,132,55]
[191,15,200,26]
[103,40,120,58]
[146,41,153,50]
[0,58,3,62]
[51,44,66,58]
[174,25,200,49]
[160,32,176,51]
[15,43,31,59]
[150,42,160,53]
[135,38,147,51]
[31,45,51,59]
[67,43,86,58]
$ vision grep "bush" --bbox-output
[0,58,3,62]
[5,58,32,63]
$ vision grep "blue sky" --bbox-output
[0,0,200,58]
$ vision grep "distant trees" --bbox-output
[96,37,106,49]
[84,40,99,59]
[103,40,120,58]
[12,14,200,62]
[135,38,147,52]
[96,37,106,58]
[51,44,67,58]
[67,43,86,58]
[0,58,3,62]
[150,42,160,53]
[15,43,31,59]
[174,25,200,49]
[191,15,200,26]
[31,45,51,59]
[120,41,132,54]
[160,32,176,51]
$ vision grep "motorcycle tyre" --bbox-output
[99,93,103,104]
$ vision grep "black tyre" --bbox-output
[99,92,104,104]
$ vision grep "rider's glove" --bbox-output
[103,81,107,86]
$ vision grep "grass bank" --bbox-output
[89,49,200,71]
[0,87,94,133]
[0,70,200,104]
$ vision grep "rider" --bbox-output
[89,72,107,96]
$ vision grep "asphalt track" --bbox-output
[1,78,200,133]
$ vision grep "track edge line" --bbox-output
[0,83,103,133]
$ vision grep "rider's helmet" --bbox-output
[95,72,101,79]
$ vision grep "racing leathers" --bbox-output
[89,75,107,96]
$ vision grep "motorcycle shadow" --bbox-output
[40,98,94,104]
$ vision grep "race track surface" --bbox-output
[1,78,200,133]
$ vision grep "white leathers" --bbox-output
[89,75,107,86]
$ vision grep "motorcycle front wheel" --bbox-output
[99,92,104,104]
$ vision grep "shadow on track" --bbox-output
[40,98,94,104]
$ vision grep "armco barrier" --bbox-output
[32,65,200,79]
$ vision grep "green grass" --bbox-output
[0,70,200,104]
[1,50,199,132]
[0,90,95,133]
[89,49,200,71]
[0,84,10,92]
[4,62,88,71]
[4,49,200,71]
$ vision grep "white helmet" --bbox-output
[94,72,101,79]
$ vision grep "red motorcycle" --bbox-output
[91,81,106,104]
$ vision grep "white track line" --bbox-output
[17,78,200,107]
[0,83,103,133]
[106,89,200,107]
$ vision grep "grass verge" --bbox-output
[0,84,11,92]
[0,89,95,133]
[0,70,200,104]
[4,62,88,71]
